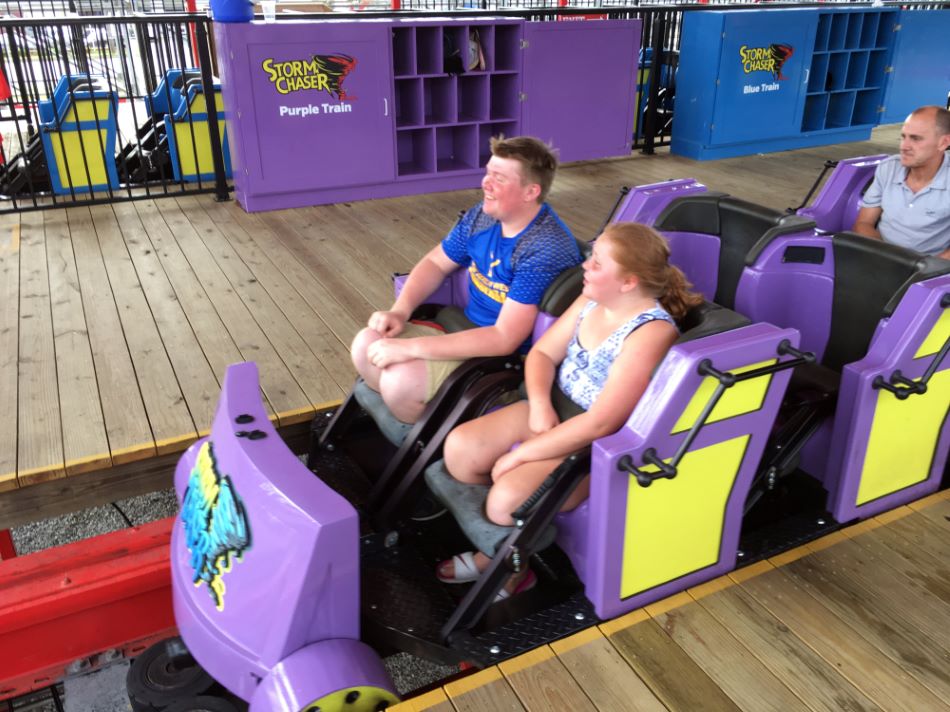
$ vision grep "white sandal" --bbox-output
[436,551,481,584]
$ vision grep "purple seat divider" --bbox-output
[171,362,382,704]
[823,275,950,523]
[734,232,836,362]
[393,267,470,309]
[556,322,799,620]
[660,230,721,302]
[531,312,558,344]
[798,155,887,233]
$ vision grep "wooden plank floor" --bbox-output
[392,489,950,712]
[0,125,902,526]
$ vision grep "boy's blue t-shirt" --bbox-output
[441,203,582,328]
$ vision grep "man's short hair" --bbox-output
[910,105,950,136]
[936,107,950,137]
[489,135,558,203]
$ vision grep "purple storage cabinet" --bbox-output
[214,17,641,211]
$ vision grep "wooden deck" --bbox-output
[0,125,902,527]
[392,489,950,712]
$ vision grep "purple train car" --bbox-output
[158,171,949,712]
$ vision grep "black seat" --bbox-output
[676,299,751,343]
[533,237,592,319]
[655,195,815,310]
[786,232,950,399]
[823,233,950,372]
[310,247,591,529]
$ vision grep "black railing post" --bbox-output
[194,19,230,201]
[641,12,665,156]
[137,20,158,98]
[70,23,88,75]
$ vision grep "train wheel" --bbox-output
[249,639,398,712]
[127,637,217,712]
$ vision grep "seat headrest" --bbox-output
[833,232,950,316]
[654,193,726,235]
[539,265,584,318]
[538,238,591,317]
[823,232,950,371]
[718,196,785,227]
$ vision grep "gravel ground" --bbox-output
[11,490,179,556]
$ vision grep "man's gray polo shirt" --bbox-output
[860,152,950,255]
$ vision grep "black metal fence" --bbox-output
[0,0,192,17]
[0,13,227,212]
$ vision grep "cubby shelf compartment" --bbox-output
[829,13,848,50]
[478,121,518,166]
[416,26,441,75]
[826,91,856,128]
[876,12,898,48]
[490,73,519,120]
[826,52,848,91]
[860,13,880,49]
[853,88,881,125]
[808,53,829,93]
[472,25,494,72]
[803,93,829,132]
[444,24,469,73]
[397,127,434,176]
[495,24,521,72]
[424,76,456,124]
[845,13,863,50]
[866,49,887,85]
[458,74,489,122]
[845,52,869,90]
[815,14,832,52]
[436,124,479,172]
[393,28,415,77]
[395,78,423,127]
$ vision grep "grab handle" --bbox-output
[872,293,949,401]
[620,339,814,488]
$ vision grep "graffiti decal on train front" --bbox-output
[181,441,252,611]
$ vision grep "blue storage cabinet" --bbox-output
[880,9,950,124]
[673,7,898,161]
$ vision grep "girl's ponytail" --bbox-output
[601,222,704,321]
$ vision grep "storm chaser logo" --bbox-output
[262,54,356,98]
[739,44,794,80]
[180,441,251,612]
